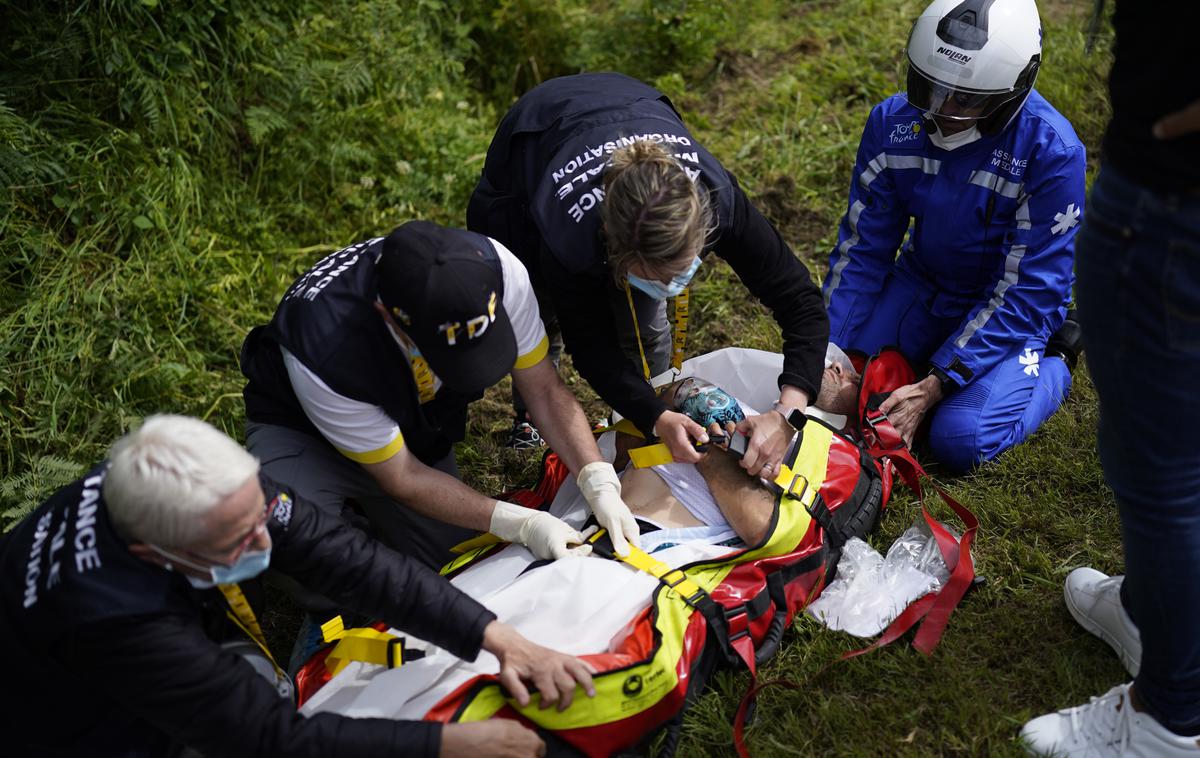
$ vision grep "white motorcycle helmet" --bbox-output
[905,0,1042,136]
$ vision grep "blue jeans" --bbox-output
[852,267,1071,473]
[1075,164,1200,734]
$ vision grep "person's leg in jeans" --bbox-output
[1078,166,1200,735]
[1022,165,1200,753]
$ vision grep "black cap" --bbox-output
[376,221,516,394]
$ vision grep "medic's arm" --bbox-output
[714,175,828,408]
[823,103,912,347]
[266,478,496,661]
[542,249,671,436]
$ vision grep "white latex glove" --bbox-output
[489,500,591,561]
[576,462,640,558]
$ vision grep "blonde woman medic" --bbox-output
[468,72,828,481]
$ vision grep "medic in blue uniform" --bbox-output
[823,0,1085,472]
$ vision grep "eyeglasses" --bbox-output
[191,496,277,567]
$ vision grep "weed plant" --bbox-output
[2,0,1120,754]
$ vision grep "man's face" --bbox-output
[815,362,861,416]
[176,477,271,574]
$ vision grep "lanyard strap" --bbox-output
[623,281,690,382]
[410,353,437,404]
[624,281,653,381]
[671,286,690,372]
[218,583,284,678]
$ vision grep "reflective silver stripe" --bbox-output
[825,200,866,305]
[858,152,941,189]
[954,196,1032,349]
[832,153,940,304]
[1015,191,1031,230]
[968,170,1023,199]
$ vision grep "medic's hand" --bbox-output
[877,375,944,446]
[483,621,597,713]
[576,462,640,557]
[653,410,708,464]
[439,720,546,758]
[735,408,794,481]
[1154,98,1200,139]
[489,500,591,560]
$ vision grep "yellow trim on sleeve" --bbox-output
[337,431,405,464]
[512,334,550,370]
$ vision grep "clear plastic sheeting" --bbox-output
[806,520,955,638]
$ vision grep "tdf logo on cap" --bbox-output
[438,291,498,346]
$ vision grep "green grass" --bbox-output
[1,0,1122,754]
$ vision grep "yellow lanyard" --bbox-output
[671,287,689,372]
[410,352,437,404]
[218,583,284,678]
[623,282,691,382]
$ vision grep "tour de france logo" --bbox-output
[888,119,923,145]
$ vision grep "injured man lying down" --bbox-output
[301,350,848,721]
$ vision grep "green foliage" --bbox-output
[2,0,1121,754]
[580,0,740,82]
[1,455,85,528]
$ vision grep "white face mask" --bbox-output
[927,122,982,151]
[153,543,272,589]
[627,255,702,300]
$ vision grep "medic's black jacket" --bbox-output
[0,464,495,757]
[468,72,828,435]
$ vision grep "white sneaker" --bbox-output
[1021,683,1200,756]
[1064,567,1141,677]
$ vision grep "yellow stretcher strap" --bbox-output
[592,417,644,438]
[585,529,706,607]
[319,615,406,677]
[218,583,284,678]
[449,531,503,555]
[628,442,674,468]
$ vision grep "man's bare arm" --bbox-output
[695,449,775,546]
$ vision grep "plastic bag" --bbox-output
[806,520,955,638]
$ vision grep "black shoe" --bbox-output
[506,419,544,450]
[1045,308,1083,372]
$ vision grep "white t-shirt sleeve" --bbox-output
[281,348,405,464]
[492,237,549,369]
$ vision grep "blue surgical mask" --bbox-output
[154,544,273,588]
[672,377,746,428]
[627,255,702,300]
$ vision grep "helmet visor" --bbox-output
[905,61,1026,122]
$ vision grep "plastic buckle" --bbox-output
[661,570,688,589]
[783,473,809,502]
[681,588,708,610]
[864,408,889,431]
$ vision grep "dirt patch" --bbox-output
[701,35,826,122]
[754,173,836,250]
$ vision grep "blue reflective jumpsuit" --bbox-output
[824,91,1086,471]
